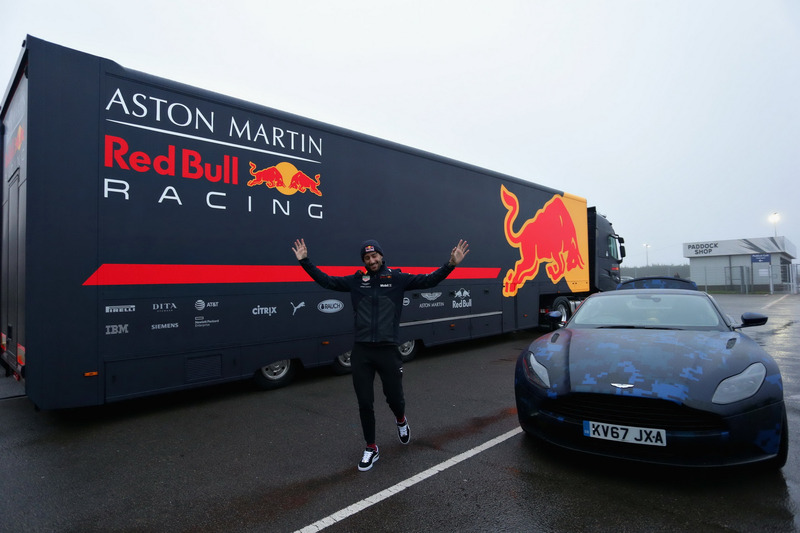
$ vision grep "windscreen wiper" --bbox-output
[596,325,681,330]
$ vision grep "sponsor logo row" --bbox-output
[404,289,473,310]
[103,289,473,336]
[103,298,344,335]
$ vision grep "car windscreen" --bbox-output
[570,293,727,330]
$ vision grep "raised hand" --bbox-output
[292,238,308,261]
[449,239,469,266]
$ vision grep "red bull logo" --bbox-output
[248,162,321,196]
[501,185,588,297]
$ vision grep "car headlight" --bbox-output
[712,362,766,404]
[523,351,551,389]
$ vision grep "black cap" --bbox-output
[360,239,384,260]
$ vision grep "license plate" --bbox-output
[583,420,667,446]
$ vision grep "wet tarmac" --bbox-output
[0,294,798,532]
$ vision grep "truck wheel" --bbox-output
[398,340,419,362]
[254,359,296,390]
[553,297,572,327]
[332,350,352,375]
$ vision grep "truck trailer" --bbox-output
[1,37,625,409]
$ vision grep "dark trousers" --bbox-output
[351,343,405,444]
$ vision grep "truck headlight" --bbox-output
[523,351,551,389]
[712,363,766,404]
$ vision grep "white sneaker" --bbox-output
[397,419,410,444]
[358,446,379,471]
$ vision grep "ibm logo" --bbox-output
[105,324,129,335]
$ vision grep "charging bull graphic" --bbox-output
[501,185,586,297]
[248,161,321,196]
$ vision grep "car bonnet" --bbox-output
[534,327,772,406]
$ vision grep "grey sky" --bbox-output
[2,0,797,266]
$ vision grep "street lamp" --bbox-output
[643,243,651,267]
[768,212,780,238]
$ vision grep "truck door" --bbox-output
[1,73,28,378]
[2,169,25,375]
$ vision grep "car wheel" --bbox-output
[253,359,296,390]
[397,340,419,362]
[332,350,352,375]
[553,297,572,327]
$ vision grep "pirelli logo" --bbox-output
[105,305,136,313]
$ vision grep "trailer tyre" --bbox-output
[332,350,352,375]
[553,297,572,327]
[398,340,419,362]
[254,359,296,390]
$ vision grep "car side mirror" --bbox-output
[547,311,563,327]
[739,312,768,328]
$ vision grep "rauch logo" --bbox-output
[317,300,344,314]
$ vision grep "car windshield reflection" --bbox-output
[570,292,728,331]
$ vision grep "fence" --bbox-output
[690,264,798,294]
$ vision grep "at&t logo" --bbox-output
[195,300,220,311]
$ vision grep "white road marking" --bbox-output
[295,427,523,533]
[762,294,789,309]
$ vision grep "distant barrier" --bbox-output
[689,264,798,294]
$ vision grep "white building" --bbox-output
[683,237,797,293]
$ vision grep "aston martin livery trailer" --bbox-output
[1,37,624,408]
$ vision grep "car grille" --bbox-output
[541,393,724,432]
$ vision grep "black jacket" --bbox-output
[299,258,455,345]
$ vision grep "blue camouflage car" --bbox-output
[514,289,788,468]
